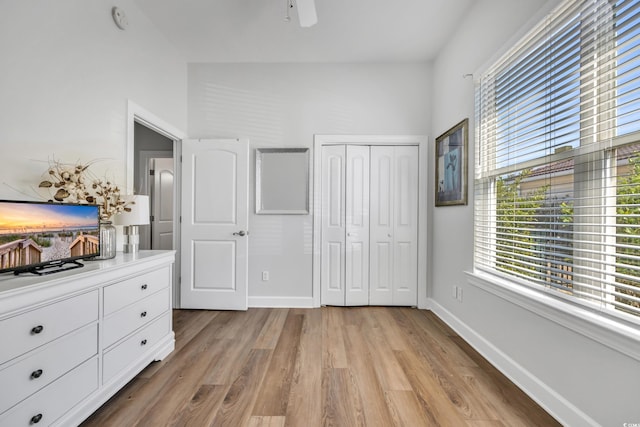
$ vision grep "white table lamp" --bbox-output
[114,195,150,253]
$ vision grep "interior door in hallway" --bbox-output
[181,139,249,310]
[369,145,419,306]
[151,157,174,250]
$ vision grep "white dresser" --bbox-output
[0,250,175,426]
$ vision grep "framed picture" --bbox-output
[255,148,310,214]
[435,118,468,206]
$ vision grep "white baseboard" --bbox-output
[248,296,315,308]
[428,299,598,427]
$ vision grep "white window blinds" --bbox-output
[475,0,640,320]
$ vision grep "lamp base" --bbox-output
[122,225,140,253]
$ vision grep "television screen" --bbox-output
[0,200,100,275]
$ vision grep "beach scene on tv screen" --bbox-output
[0,203,99,270]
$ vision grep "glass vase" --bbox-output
[95,220,116,260]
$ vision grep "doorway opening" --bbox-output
[127,101,185,308]
[134,123,174,251]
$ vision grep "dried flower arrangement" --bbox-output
[38,159,132,221]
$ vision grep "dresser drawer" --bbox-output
[103,288,170,348]
[0,357,98,427]
[0,290,99,365]
[103,266,171,316]
[0,324,97,415]
[103,313,171,383]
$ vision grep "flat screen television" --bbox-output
[0,200,101,275]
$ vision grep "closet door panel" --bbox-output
[369,147,395,305]
[321,146,346,306]
[345,146,370,306]
[392,146,419,306]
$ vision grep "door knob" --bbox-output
[233,230,247,236]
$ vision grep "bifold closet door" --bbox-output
[320,145,370,306]
[369,146,418,306]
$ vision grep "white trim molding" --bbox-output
[249,296,314,308]
[126,100,186,194]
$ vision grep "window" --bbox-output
[475,0,640,321]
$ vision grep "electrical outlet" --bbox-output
[262,271,269,281]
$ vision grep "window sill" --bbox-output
[465,270,640,362]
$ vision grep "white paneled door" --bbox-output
[320,145,346,306]
[320,144,417,306]
[345,146,370,305]
[181,139,249,310]
[151,157,174,250]
[369,146,418,306]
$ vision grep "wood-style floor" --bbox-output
[81,307,559,427]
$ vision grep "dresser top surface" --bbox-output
[0,250,175,296]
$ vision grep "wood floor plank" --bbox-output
[167,384,227,427]
[285,309,322,427]
[253,308,289,350]
[394,348,469,426]
[247,416,286,427]
[361,308,413,391]
[396,309,499,421]
[210,349,272,427]
[322,307,348,368]
[203,309,272,385]
[82,307,559,427]
[343,324,397,427]
[322,368,366,427]
[252,313,303,416]
[385,389,435,427]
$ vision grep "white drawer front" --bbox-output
[0,324,98,414]
[103,313,171,383]
[0,290,98,365]
[103,266,171,316]
[103,288,170,348]
[0,324,98,415]
[0,357,98,427]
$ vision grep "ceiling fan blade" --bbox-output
[295,0,317,27]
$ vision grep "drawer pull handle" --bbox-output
[141,339,148,346]
[30,369,43,379]
[31,325,44,335]
[140,311,147,318]
[141,284,148,290]
[30,413,43,424]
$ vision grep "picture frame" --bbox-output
[255,148,310,214]
[435,118,468,206]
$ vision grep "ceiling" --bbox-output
[132,0,476,63]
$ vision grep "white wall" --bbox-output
[188,63,430,304]
[0,0,186,199]
[430,0,640,425]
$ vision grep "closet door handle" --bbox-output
[30,413,43,424]
[31,325,44,335]
[233,230,247,237]
[31,369,43,379]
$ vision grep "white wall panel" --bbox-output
[0,0,186,199]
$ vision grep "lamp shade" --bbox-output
[113,195,150,226]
